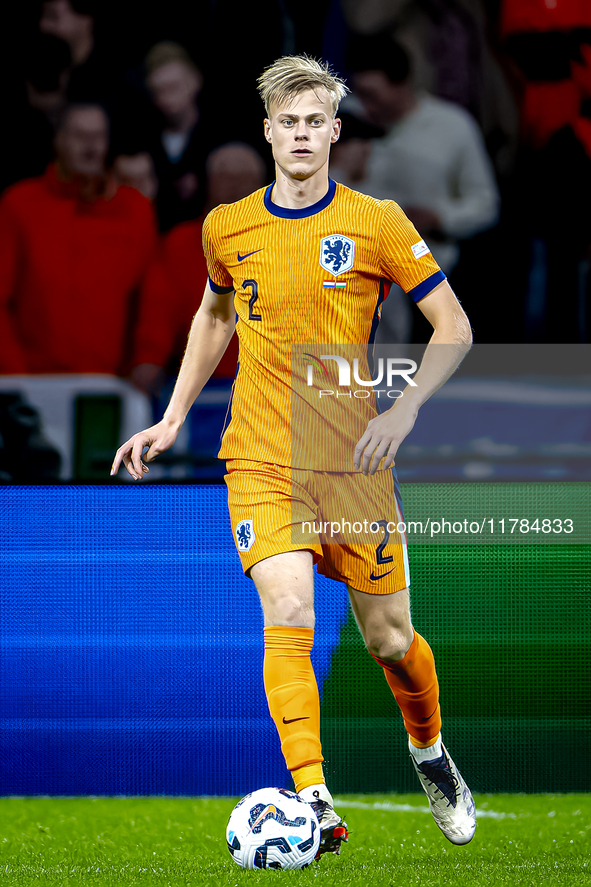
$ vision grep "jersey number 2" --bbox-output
[375,519,394,565]
[243,279,261,321]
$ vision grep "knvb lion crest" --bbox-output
[320,234,355,276]
[235,519,255,552]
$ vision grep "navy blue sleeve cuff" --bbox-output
[208,277,235,295]
[408,270,446,303]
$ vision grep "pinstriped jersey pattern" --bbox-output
[202,181,442,468]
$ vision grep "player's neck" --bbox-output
[271,163,331,210]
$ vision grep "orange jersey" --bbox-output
[202,179,444,469]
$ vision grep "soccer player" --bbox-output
[111,56,476,855]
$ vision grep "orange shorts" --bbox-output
[224,460,410,594]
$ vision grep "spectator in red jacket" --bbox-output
[131,143,267,394]
[0,103,157,375]
[501,0,591,148]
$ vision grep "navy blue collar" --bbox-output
[264,178,337,219]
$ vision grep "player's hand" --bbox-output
[354,402,418,475]
[110,418,182,480]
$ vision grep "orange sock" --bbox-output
[263,627,324,788]
[371,631,442,745]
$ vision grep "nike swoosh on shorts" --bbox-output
[369,569,394,581]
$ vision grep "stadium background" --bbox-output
[0,0,590,805]
[2,482,589,796]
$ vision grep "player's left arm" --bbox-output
[354,279,472,475]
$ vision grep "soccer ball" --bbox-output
[226,787,320,869]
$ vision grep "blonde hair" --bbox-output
[145,41,199,77]
[257,55,349,117]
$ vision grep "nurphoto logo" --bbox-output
[303,354,418,399]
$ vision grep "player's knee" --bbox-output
[264,591,314,628]
[365,627,413,663]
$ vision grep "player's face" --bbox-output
[264,88,340,181]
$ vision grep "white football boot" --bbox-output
[409,739,476,845]
[298,784,349,858]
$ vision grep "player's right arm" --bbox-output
[110,282,236,480]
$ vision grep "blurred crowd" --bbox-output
[0,0,590,478]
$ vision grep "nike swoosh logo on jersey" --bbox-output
[370,569,394,581]
[282,716,309,724]
[237,249,264,261]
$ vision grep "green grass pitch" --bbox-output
[1,794,589,886]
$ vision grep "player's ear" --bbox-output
[330,117,341,144]
[264,118,272,144]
